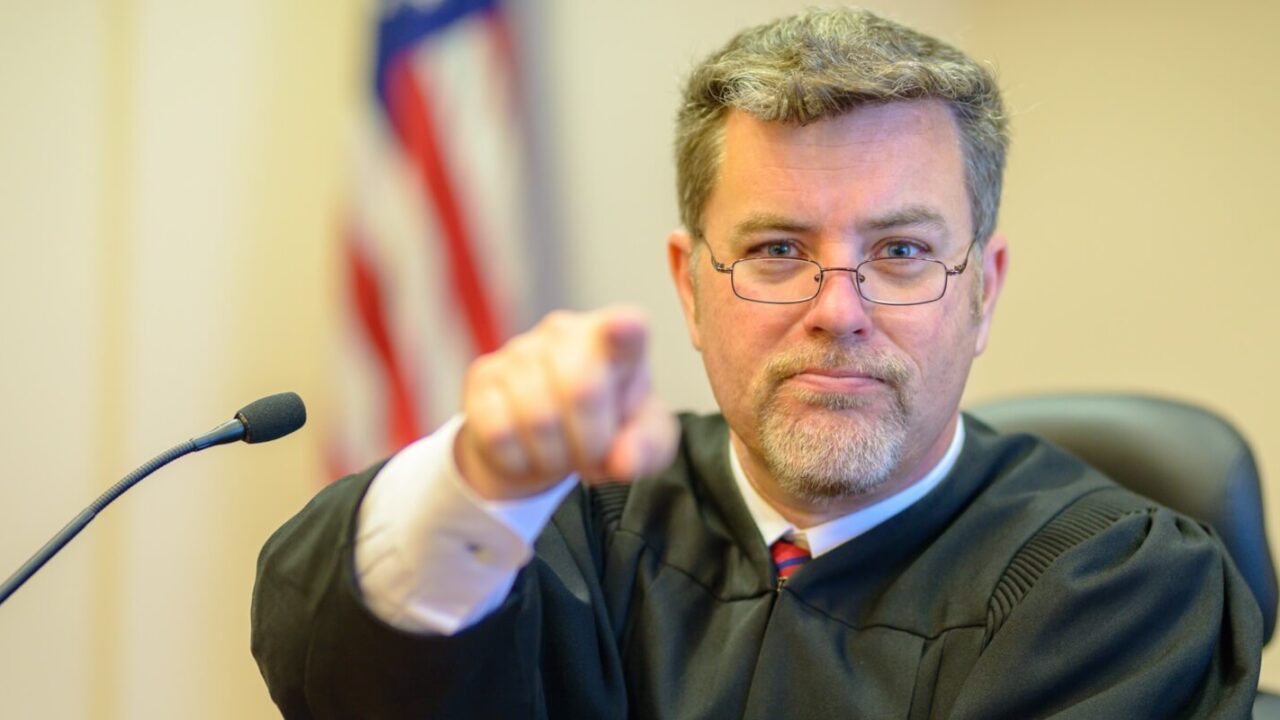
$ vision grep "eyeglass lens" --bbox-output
[732,257,947,305]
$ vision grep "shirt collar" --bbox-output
[729,416,966,558]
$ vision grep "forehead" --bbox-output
[705,100,971,244]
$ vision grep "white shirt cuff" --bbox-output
[353,415,578,635]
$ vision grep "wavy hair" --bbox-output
[676,7,1008,245]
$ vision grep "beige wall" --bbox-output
[1,1,1277,716]
[964,0,1280,418]
[0,1,361,717]
[0,3,105,717]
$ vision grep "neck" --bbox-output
[730,414,959,528]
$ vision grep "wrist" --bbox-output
[453,422,557,500]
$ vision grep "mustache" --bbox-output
[760,344,912,390]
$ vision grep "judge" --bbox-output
[252,7,1262,718]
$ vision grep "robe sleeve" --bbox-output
[248,461,624,712]
[249,467,586,719]
[947,507,1262,719]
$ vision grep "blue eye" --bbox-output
[744,241,799,259]
[879,241,925,259]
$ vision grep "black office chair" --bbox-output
[970,394,1278,712]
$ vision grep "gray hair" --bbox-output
[676,7,1008,245]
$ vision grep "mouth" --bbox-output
[786,368,886,394]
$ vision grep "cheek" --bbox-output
[909,309,980,399]
[696,294,794,391]
[878,306,971,385]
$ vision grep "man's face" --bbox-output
[669,100,1007,515]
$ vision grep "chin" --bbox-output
[756,389,909,503]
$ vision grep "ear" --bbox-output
[973,232,1009,356]
[667,228,702,351]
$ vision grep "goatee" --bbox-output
[753,343,913,503]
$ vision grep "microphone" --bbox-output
[193,391,309,448]
[0,392,307,606]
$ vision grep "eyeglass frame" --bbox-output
[703,238,979,306]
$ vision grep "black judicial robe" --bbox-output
[252,414,1262,718]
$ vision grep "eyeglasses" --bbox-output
[707,240,977,306]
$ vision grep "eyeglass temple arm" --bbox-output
[945,239,981,275]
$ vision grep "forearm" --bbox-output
[251,457,561,718]
[355,415,576,634]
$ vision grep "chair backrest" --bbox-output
[970,393,1278,643]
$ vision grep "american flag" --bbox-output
[334,0,559,475]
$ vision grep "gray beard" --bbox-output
[753,346,912,503]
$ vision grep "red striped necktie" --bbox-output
[771,537,811,582]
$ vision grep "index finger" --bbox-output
[591,305,649,370]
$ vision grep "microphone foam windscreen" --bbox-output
[235,392,307,444]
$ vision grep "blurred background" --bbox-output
[2,0,1277,716]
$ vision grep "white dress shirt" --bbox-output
[354,415,965,635]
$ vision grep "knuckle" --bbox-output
[539,309,592,345]
[471,414,518,451]
[564,378,608,411]
[521,405,562,438]
[465,353,502,386]
[504,332,537,358]
[540,309,575,331]
[465,355,488,379]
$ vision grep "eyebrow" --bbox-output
[723,206,951,250]
[725,213,818,249]
[860,205,950,236]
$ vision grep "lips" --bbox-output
[759,344,912,400]
[787,369,885,393]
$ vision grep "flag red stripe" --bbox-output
[385,54,504,356]
[346,232,424,451]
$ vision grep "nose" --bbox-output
[802,267,874,339]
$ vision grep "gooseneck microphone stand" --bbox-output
[0,392,306,606]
